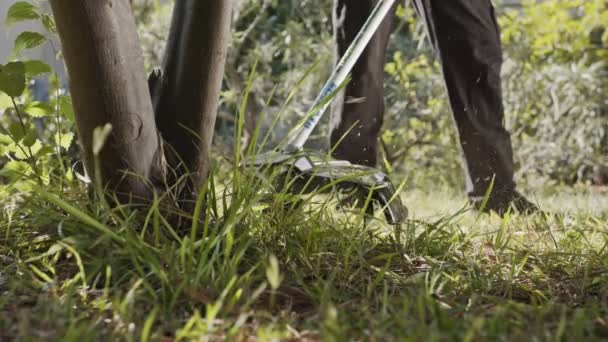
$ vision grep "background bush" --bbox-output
[500,0,608,187]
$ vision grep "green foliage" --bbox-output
[22,59,52,77]
[499,0,608,185]
[0,2,76,198]
[500,0,608,63]
[4,1,39,27]
[0,62,26,97]
[12,31,47,56]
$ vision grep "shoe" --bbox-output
[470,190,540,216]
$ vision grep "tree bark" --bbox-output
[152,0,232,196]
[50,0,232,206]
[50,0,162,200]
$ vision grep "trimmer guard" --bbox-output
[248,152,407,225]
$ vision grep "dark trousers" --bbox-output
[331,0,517,197]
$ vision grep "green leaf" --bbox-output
[0,134,12,145]
[35,145,54,157]
[23,60,52,78]
[30,139,43,155]
[0,143,13,156]
[1,160,33,178]
[13,31,47,56]
[55,132,74,149]
[0,62,26,97]
[5,2,40,27]
[24,101,54,117]
[22,128,38,147]
[0,93,11,112]
[15,139,41,159]
[58,96,75,121]
[40,14,56,33]
[8,121,27,142]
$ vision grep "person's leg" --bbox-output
[330,0,396,167]
[414,0,537,213]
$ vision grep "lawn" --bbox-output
[1,177,607,341]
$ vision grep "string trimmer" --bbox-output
[247,0,406,225]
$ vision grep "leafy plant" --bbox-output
[0,1,76,197]
[500,0,608,185]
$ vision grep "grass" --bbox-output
[1,161,607,341]
[0,52,607,341]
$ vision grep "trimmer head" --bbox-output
[247,151,407,225]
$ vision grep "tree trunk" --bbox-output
[152,0,232,197]
[50,0,163,200]
[51,0,233,206]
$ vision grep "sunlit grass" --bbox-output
[1,170,607,340]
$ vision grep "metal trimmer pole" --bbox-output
[283,0,397,153]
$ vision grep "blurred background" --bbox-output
[1,0,607,194]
